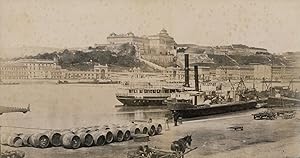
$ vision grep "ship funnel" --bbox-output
[194,65,199,91]
[184,53,190,87]
[194,65,199,105]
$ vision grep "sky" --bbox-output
[0,0,299,55]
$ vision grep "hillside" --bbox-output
[17,44,142,71]
[175,53,289,68]
[173,44,289,68]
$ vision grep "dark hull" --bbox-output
[267,97,300,106]
[57,80,120,84]
[168,100,257,118]
[117,96,167,106]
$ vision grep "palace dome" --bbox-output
[160,28,168,34]
[127,32,134,36]
[109,32,117,36]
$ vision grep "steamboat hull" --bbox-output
[168,100,257,118]
[117,96,167,106]
[267,97,300,106]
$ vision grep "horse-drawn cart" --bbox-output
[252,110,277,120]
[127,145,197,158]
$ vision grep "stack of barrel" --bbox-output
[5,122,163,149]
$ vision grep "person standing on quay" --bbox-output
[165,117,170,130]
[173,111,180,126]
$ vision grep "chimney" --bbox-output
[184,53,189,87]
[194,65,199,105]
[194,65,199,91]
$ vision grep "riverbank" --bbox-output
[2,108,299,158]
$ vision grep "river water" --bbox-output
[0,84,167,134]
[0,81,299,134]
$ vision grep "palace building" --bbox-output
[106,29,177,56]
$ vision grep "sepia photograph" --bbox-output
[0,0,300,157]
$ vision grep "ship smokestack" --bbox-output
[184,53,190,87]
[194,65,199,105]
[194,65,199,91]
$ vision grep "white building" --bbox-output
[16,59,59,79]
[0,62,28,80]
[106,29,176,56]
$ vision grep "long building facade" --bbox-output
[0,59,109,80]
[0,62,28,80]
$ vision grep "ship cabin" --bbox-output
[167,89,236,106]
[168,91,205,105]
[116,85,184,97]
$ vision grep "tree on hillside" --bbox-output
[17,43,140,71]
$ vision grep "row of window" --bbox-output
[67,74,96,77]
[0,77,28,79]
[0,67,26,70]
[25,63,55,67]
[129,89,162,93]
[128,89,177,94]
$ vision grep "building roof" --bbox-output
[0,61,27,67]
[249,47,268,51]
[17,59,55,64]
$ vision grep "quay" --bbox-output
[1,108,299,158]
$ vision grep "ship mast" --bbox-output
[194,65,199,105]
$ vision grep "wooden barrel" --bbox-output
[44,130,62,147]
[29,133,50,148]
[76,131,94,147]
[59,130,74,140]
[7,134,23,147]
[61,132,81,149]
[138,124,148,135]
[109,124,131,141]
[147,124,156,136]
[122,128,131,141]
[110,127,124,142]
[19,134,32,147]
[86,127,98,132]
[75,128,89,133]
[60,129,73,134]
[89,131,106,146]
[70,127,81,133]
[129,124,141,135]
[103,129,114,144]
[155,123,163,135]
[59,130,73,143]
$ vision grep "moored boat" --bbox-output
[116,82,183,106]
[167,53,258,118]
[167,90,257,118]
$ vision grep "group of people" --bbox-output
[135,145,153,157]
[164,110,181,129]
